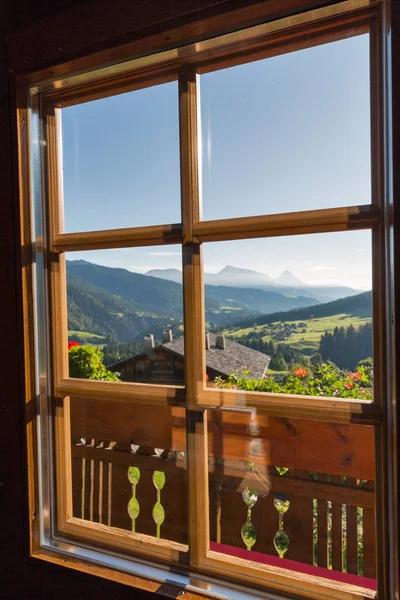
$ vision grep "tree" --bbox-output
[310,352,323,368]
[269,354,288,371]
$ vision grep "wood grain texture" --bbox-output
[8,0,341,74]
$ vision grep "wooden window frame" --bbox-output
[16,0,398,599]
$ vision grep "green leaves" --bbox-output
[68,345,120,381]
[214,361,373,400]
[128,466,140,485]
[128,497,140,520]
[241,520,257,551]
[152,471,166,490]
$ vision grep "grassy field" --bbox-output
[225,313,372,355]
[68,330,106,344]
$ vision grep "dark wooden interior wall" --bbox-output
[0,1,399,599]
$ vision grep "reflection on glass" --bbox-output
[70,398,187,544]
[202,231,373,400]
[61,82,180,232]
[66,247,184,384]
[208,410,376,589]
[200,34,370,220]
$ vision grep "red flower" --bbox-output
[97,364,101,369]
[349,372,361,380]
[294,367,307,378]
[205,374,209,382]
[345,381,353,389]
[68,341,80,350]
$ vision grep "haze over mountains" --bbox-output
[145,265,363,304]
[67,260,322,341]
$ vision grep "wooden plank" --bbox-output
[180,64,204,398]
[53,223,183,251]
[284,490,314,565]
[198,387,382,426]
[196,13,372,76]
[46,104,69,385]
[331,503,343,572]
[48,68,178,109]
[57,378,185,405]
[71,400,376,479]
[210,411,224,544]
[215,463,376,508]
[346,504,359,576]
[186,410,209,566]
[362,507,376,579]
[175,413,376,480]
[317,496,328,569]
[9,0,371,76]
[72,444,183,475]
[61,517,189,564]
[193,205,379,242]
[179,64,209,568]
[70,398,180,452]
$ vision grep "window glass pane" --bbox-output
[61,81,180,233]
[201,231,373,400]
[70,397,187,545]
[200,34,371,220]
[66,246,184,384]
[208,409,376,589]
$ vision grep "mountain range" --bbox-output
[145,265,363,304]
[232,289,372,330]
[66,260,366,344]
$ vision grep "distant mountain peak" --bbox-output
[275,270,305,286]
[217,265,272,279]
[67,259,91,265]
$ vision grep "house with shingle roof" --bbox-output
[109,331,270,385]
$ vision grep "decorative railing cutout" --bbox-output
[273,493,290,558]
[127,466,141,532]
[152,471,166,538]
[241,487,258,551]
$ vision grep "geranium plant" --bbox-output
[68,343,120,381]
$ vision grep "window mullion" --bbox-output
[45,102,73,530]
[179,66,209,567]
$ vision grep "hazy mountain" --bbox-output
[205,285,317,327]
[145,265,362,303]
[212,265,272,287]
[66,260,319,341]
[274,270,305,287]
[145,268,182,284]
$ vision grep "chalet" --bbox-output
[109,330,270,385]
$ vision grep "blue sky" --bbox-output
[62,33,372,290]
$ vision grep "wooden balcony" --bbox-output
[68,397,376,590]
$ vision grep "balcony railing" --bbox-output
[69,398,376,588]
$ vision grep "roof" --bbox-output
[162,333,269,379]
[109,333,270,379]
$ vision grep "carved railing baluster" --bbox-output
[241,488,258,551]
[127,466,141,532]
[152,471,166,538]
[273,493,290,558]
